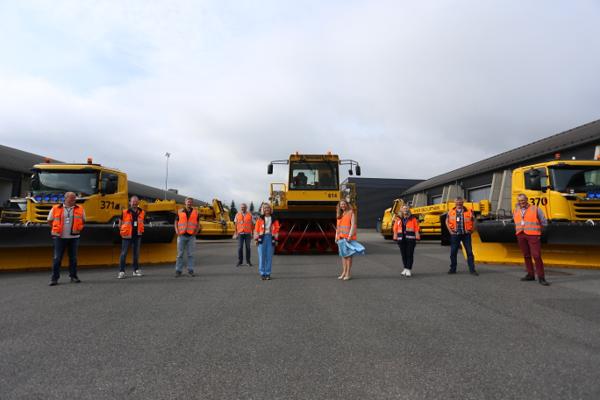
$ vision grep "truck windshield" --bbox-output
[289,162,339,190]
[550,166,600,193]
[31,170,99,196]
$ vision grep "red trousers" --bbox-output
[516,234,545,278]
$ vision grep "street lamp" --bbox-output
[164,152,171,200]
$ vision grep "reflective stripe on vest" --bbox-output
[177,209,199,235]
[120,208,145,239]
[254,218,280,236]
[235,212,253,234]
[513,206,542,236]
[393,217,419,239]
[337,212,356,240]
[51,204,85,236]
[447,208,474,232]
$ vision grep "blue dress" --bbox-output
[337,238,365,257]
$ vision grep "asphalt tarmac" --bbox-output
[1,231,599,400]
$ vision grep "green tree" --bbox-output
[229,200,237,220]
[249,201,255,213]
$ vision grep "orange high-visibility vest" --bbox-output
[337,212,357,240]
[235,212,253,234]
[254,218,280,237]
[447,207,474,233]
[120,208,145,239]
[50,204,85,236]
[393,216,420,239]
[513,205,543,236]
[177,208,199,235]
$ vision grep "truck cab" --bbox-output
[28,161,128,223]
[512,160,600,222]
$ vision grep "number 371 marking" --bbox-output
[100,200,116,209]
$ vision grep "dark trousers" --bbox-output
[449,234,476,272]
[51,237,79,281]
[397,239,416,269]
[119,237,141,272]
[237,233,252,264]
[516,234,545,278]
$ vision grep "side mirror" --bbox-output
[267,164,273,174]
[356,165,361,176]
[348,169,353,176]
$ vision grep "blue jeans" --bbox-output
[51,237,79,281]
[176,235,196,273]
[449,233,476,272]
[119,237,141,272]
[258,234,274,276]
[237,233,252,264]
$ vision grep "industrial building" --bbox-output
[402,120,600,213]
[344,177,423,228]
[0,144,206,211]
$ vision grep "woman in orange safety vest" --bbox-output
[392,205,420,277]
[254,203,280,280]
[335,199,365,281]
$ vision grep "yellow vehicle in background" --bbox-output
[380,199,490,241]
[473,159,600,268]
[0,159,234,270]
[267,153,361,254]
[380,199,404,240]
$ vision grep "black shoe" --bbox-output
[470,270,479,276]
[70,277,81,283]
[261,275,266,281]
[188,271,195,277]
[265,275,271,280]
[538,278,550,286]
[49,280,58,286]
[521,274,535,281]
[236,263,242,267]
[175,271,182,277]
[247,262,253,267]
[448,270,456,274]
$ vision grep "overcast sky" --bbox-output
[1,0,599,205]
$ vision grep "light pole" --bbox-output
[164,152,171,200]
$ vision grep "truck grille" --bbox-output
[574,201,600,220]
[32,204,53,223]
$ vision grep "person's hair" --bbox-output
[336,200,351,219]
[517,193,528,200]
[185,197,193,202]
[130,195,139,202]
[455,196,464,202]
[259,202,273,219]
[240,203,247,208]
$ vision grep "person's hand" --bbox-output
[233,234,237,239]
[393,235,397,241]
[416,234,421,240]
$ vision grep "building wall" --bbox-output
[346,178,423,228]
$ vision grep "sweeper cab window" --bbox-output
[289,162,339,190]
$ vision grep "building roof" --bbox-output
[0,144,53,173]
[403,119,600,195]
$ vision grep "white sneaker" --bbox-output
[133,269,143,277]
[405,269,412,277]
[117,271,125,279]
[401,269,408,276]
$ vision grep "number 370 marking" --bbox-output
[529,197,548,206]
